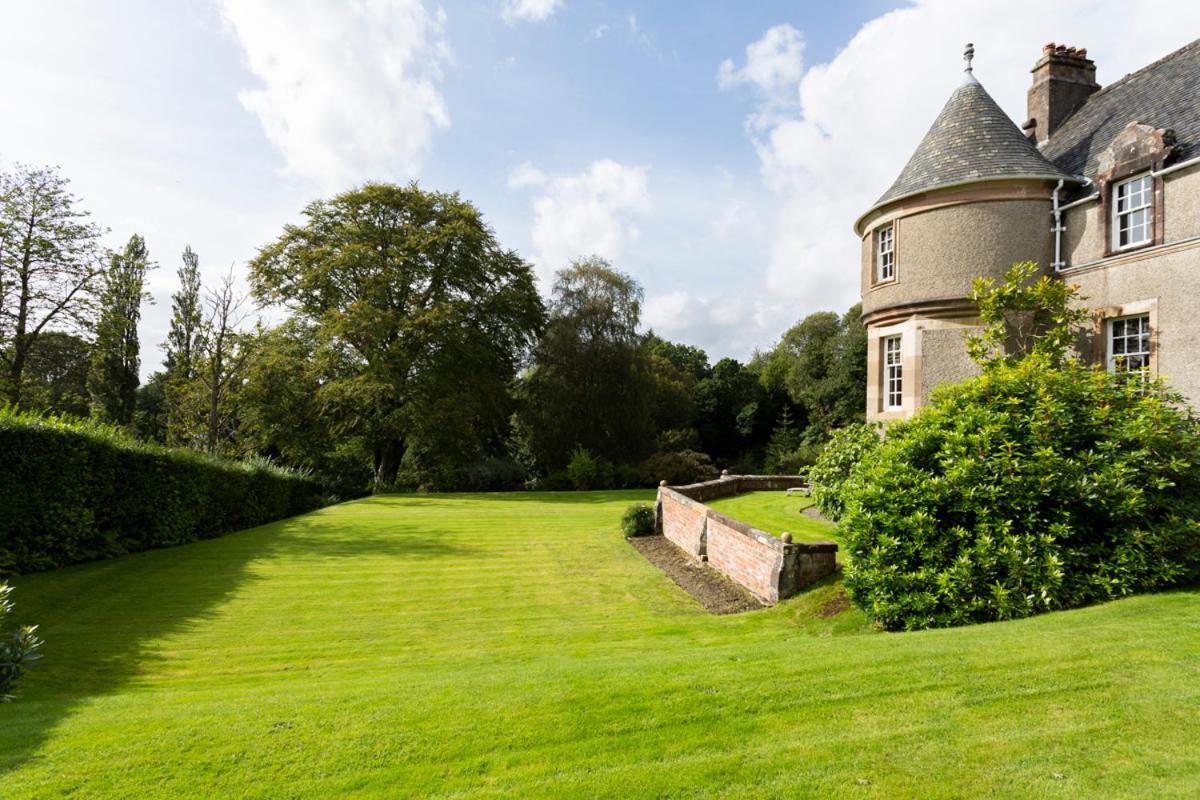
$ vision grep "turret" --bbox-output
[853,45,1077,421]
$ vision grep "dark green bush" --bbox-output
[529,470,573,491]
[457,457,527,492]
[0,583,42,702]
[808,423,882,521]
[621,504,655,537]
[567,447,617,490]
[839,360,1200,631]
[763,441,825,476]
[0,408,325,575]
[637,450,718,486]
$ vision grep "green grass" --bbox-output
[707,490,838,544]
[2,492,1199,798]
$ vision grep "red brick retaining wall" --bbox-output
[659,489,708,557]
[654,475,837,604]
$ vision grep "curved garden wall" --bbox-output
[655,474,837,604]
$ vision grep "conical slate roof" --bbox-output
[864,75,1071,220]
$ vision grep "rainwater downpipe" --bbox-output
[1051,179,1066,272]
[1051,176,1092,273]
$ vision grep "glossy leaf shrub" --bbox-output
[839,360,1200,630]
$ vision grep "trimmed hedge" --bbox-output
[0,408,325,575]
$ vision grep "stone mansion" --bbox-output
[856,39,1200,421]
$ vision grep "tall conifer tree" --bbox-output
[164,245,204,381]
[88,234,152,424]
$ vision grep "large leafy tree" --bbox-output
[249,182,543,487]
[516,257,654,472]
[17,330,90,417]
[88,234,152,425]
[693,356,772,462]
[0,164,104,407]
[762,302,866,440]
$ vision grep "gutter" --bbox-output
[1151,154,1200,177]
[1047,155,1198,217]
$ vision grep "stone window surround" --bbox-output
[867,317,920,421]
[875,221,897,286]
[883,334,903,410]
[1090,298,1159,376]
[1110,172,1154,252]
[1095,127,1174,260]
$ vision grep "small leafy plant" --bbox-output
[1,583,43,702]
[621,504,656,538]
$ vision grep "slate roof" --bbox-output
[868,75,1071,214]
[1041,38,1200,176]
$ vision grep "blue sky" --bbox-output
[3,1,1198,378]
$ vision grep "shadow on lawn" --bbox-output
[0,500,477,776]
[371,489,654,506]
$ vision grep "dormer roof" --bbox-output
[856,76,1073,233]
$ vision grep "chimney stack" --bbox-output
[1025,43,1099,144]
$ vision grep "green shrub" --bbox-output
[763,442,825,476]
[637,450,718,486]
[839,360,1200,631]
[621,504,655,537]
[612,462,642,490]
[0,407,325,575]
[458,457,527,492]
[529,470,573,491]
[567,447,606,490]
[808,423,882,521]
[0,583,43,702]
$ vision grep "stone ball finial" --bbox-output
[659,480,668,487]
[720,469,730,478]
[781,532,793,544]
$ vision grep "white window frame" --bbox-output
[1111,173,1153,251]
[876,224,895,282]
[883,335,903,410]
[1107,314,1151,375]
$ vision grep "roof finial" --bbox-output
[963,42,975,73]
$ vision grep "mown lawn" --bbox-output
[2,492,1199,798]
[707,490,838,544]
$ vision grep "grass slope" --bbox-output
[707,490,838,544]
[2,492,1198,798]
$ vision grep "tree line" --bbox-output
[0,163,866,495]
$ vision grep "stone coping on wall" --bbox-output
[654,474,839,604]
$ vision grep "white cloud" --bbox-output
[510,160,651,282]
[507,161,547,189]
[711,198,765,242]
[643,288,784,358]
[502,0,563,24]
[721,0,1200,326]
[717,23,805,100]
[219,0,450,189]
